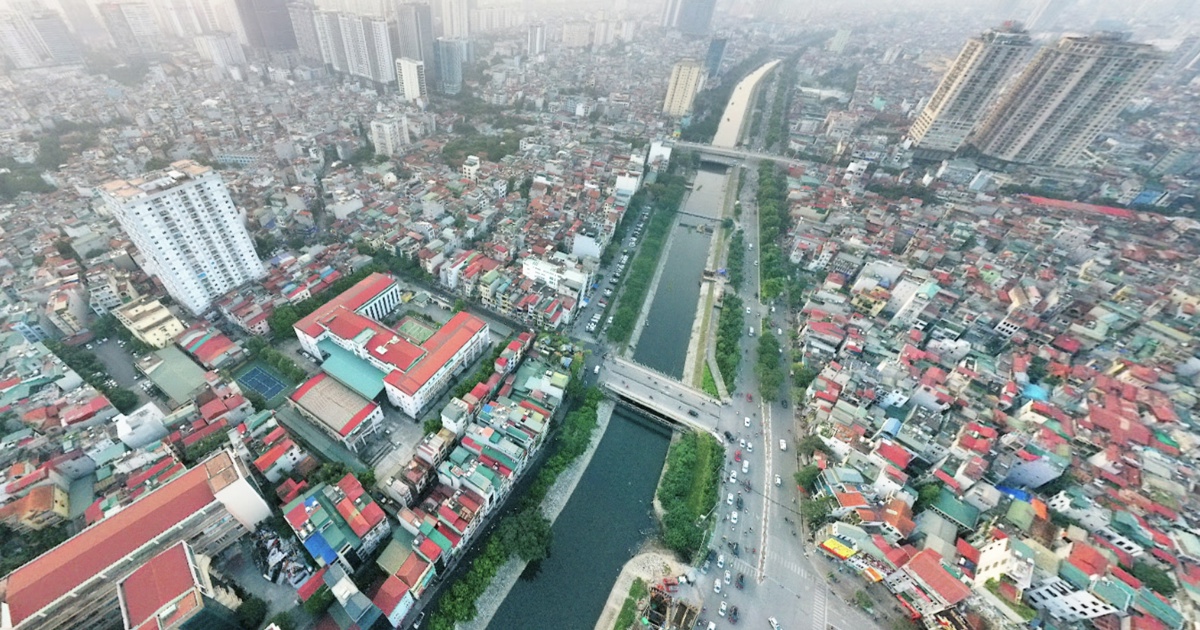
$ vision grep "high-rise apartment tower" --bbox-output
[972,33,1163,167]
[663,59,704,117]
[99,160,265,315]
[908,24,1032,157]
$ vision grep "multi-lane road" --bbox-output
[693,162,880,630]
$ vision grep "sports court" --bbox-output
[395,316,436,344]
[237,364,288,401]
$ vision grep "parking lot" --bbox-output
[89,337,157,410]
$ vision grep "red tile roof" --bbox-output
[373,575,410,614]
[905,549,971,606]
[295,273,397,338]
[4,464,217,625]
[118,542,196,628]
[384,312,487,396]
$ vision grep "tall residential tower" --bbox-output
[971,33,1163,167]
[908,24,1032,157]
[662,59,704,117]
[99,160,265,315]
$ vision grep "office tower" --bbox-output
[195,31,247,67]
[396,56,427,101]
[396,2,434,63]
[28,11,81,63]
[662,59,704,117]
[234,0,296,50]
[434,36,465,94]
[704,37,726,77]
[908,25,1032,156]
[527,21,545,57]
[370,117,410,156]
[98,1,161,54]
[289,2,322,61]
[972,33,1164,167]
[99,160,266,315]
[436,0,470,39]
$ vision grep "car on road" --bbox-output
[718,601,727,616]
[729,471,737,484]
[86,343,93,350]
[714,580,722,595]
[754,260,759,266]
[736,496,743,510]
[768,617,781,630]
[775,474,782,487]
[745,306,751,314]
[707,622,716,630]
[717,553,725,568]
[734,450,741,462]
[727,492,734,506]
[724,430,734,441]
[723,570,731,584]
[747,442,753,453]
[736,573,744,590]
[744,416,751,427]
[731,511,739,525]
[411,611,425,629]
[687,409,699,417]
[746,393,753,402]
[739,438,745,448]
[741,460,749,474]
[779,439,787,451]
[604,288,613,297]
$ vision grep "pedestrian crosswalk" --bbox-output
[811,585,828,630]
[770,556,811,580]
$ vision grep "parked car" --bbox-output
[731,511,739,525]
[741,460,749,474]
[727,492,734,506]
[775,474,782,487]
[718,601,727,616]
[744,416,751,427]
[717,553,725,568]
[779,439,787,451]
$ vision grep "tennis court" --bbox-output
[396,317,436,344]
[237,365,288,400]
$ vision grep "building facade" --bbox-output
[114,296,186,348]
[434,37,466,95]
[972,34,1164,167]
[0,451,269,630]
[396,57,427,102]
[233,0,296,51]
[97,1,160,54]
[99,160,266,316]
[663,59,704,117]
[908,25,1032,156]
[371,117,411,156]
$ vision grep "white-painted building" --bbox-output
[370,117,410,157]
[1024,576,1116,622]
[396,57,427,102]
[99,160,265,315]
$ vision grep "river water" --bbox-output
[633,167,729,377]
[486,166,730,630]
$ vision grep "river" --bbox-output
[486,167,731,630]
[633,167,729,377]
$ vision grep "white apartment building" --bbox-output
[1024,576,1117,622]
[99,160,266,316]
[461,155,480,182]
[521,253,592,300]
[973,537,1035,592]
[370,117,410,157]
[663,59,704,117]
[396,57,427,102]
[908,26,1032,155]
[972,34,1164,167]
[309,10,397,84]
[193,31,246,68]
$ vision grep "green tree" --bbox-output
[105,388,140,414]
[452,298,467,313]
[800,496,835,526]
[794,464,821,492]
[244,389,268,411]
[497,508,553,563]
[236,596,268,629]
[266,612,296,630]
[915,483,942,510]
[423,416,444,435]
[303,586,335,615]
[1132,561,1177,597]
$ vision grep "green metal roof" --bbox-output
[1005,501,1035,532]
[932,488,980,529]
[1058,561,1091,590]
[1089,577,1134,611]
[319,339,386,400]
[1135,588,1184,630]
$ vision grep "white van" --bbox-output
[749,327,754,337]
[779,439,787,451]
[741,460,749,474]
[593,365,600,375]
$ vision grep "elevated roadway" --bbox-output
[673,140,797,166]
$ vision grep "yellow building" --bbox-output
[115,296,186,348]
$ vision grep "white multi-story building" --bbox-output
[521,252,592,300]
[973,537,1035,592]
[193,30,246,67]
[1024,576,1117,622]
[527,22,545,57]
[663,59,704,117]
[370,117,410,157]
[99,160,266,316]
[437,0,470,39]
[908,25,1032,156]
[307,10,397,84]
[97,1,160,54]
[972,33,1164,167]
[396,56,427,102]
